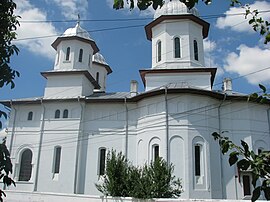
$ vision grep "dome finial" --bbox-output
[77,13,80,26]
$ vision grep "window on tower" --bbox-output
[96,72,100,84]
[194,40,198,61]
[79,49,83,62]
[174,37,181,58]
[157,40,161,62]
[66,47,70,61]
[19,149,33,181]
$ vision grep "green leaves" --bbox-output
[229,151,239,166]
[96,150,183,199]
[212,132,270,201]
[251,186,261,202]
[248,84,269,104]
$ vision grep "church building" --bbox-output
[2,0,270,200]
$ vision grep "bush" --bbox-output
[95,150,183,199]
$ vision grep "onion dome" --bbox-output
[62,22,92,40]
[93,53,112,74]
[93,53,109,66]
[51,22,99,54]
[154,0,199,19]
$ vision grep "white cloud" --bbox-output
[51,0,88,20]
[223,45,270,84]
[203,38,220,73]
[14,0,58,60]
[216,1,270,33]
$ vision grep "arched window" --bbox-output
[157,40,161,62]
[27,111,33,121]
[153,144,159,162]
[174,37,181,58]
[98,148,106,175]
[19,149,32,181]
[194,40,198,61]
[63,109,68,118]
[53,146,61,174]
[66,47,70,61]
[56,51,60,65]
[96,72,100,84]
[194,144,201,176]
[88,54,91,67]
[55,110,60,119]
[79,49,83,62]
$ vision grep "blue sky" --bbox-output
[1,0,270,101]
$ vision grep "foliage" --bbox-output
[248,84,270,104]
[212,132,270,202]
[112,0,270,44]
[0,1,19,200]
[96,150,182,199]
[0,140,15,202]
[0,0,20,129]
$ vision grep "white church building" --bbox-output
[2,0,270,200]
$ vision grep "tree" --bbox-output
[0,0,20,201]
[0,0,20,129]
[96,150,182,199]
[0,140,15,202]
[212,132,270,202]
[112,0,270,44]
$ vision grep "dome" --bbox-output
[154,0,199,19]
[93,53,109,66]
[62,23,92,40]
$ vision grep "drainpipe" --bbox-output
[125,97,128,157]
[34,99,45,191]
[74,96,85,194]
[218,93,226,198]
[165,87,169,163]
[9,100,17,156]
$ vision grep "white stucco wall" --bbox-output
[151,20,205,69]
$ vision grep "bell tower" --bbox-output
[141,0,216,91]
[42,22,100,98]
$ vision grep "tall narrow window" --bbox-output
[243,175,251,196]
[174,37,181,58]
[96,72,100,84]
[194,40,198,61]
[53,147,61,174]
[66,47,70,61]
[157,40,161,62]
[99,148,106,175]
[88,54,91,67]
[153,145,159,161]
[194,145,201,176]
[79,49,83,62]
[19,149,32,181]
[63,109,68,118]
[56,51,60,65]
[55,110,60,119]
[27,111,33,121]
